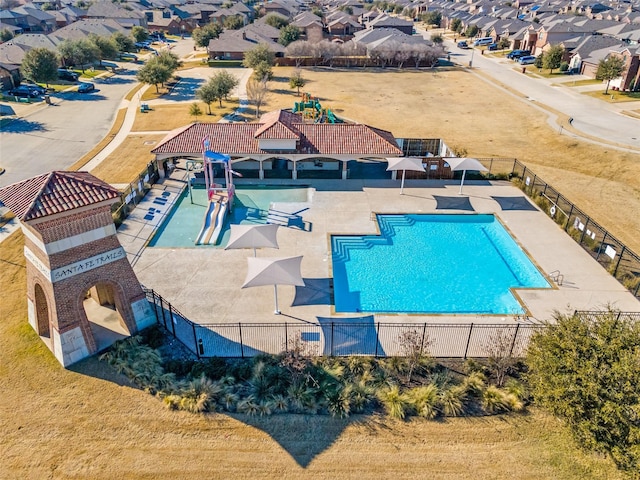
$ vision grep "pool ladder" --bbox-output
[549,270,564,286]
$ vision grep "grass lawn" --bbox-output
[584,89,640,102]
[0,230,625,479]
[559,78,601,87]
[131,101,238,131]
[89,134,166,184]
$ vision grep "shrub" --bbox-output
[378,384,411,419]
[408,384,439,419]
[482,386,509,414]
[462,371,486,397]
[439,386,466,416]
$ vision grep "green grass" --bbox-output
[584,90,640,102]
[560,78,601,87]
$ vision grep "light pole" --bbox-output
[469,47,475,68]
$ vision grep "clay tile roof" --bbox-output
[0,171,120,221]
[151,109,402,157]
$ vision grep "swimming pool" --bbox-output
[149,185,309,248]
[331,214,550,314]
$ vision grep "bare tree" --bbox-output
[317,40,341,68]
[246,76,270,118]
[286,40,311,68]
[399,329,434,384]
[484,327,522,387]
[395,43,413,69]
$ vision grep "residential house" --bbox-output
[207,28,285,60]
[86,1,147,28]
[0,62,21,90]
[291,11,324,43]
[580,43,640,91]
[366,14,414,35]
[144,10,193,35]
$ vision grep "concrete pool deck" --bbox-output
[121,177,640,327]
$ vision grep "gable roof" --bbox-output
[151,110,403,158]
[0,171,121,222]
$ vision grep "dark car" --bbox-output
[507,49,531,60]
[9,86,41,98]
[22,83,46,95]
[457,40,469,49]
[77,82,95,93]
[57,69,79,81]
[488,43,498,51]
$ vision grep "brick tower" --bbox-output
[0,171,156,367]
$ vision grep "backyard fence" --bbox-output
[111,161,160,226]
[144,288,546,359]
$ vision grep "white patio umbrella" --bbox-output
[225,223,279,256]
[242,256,305,314]
[445,157,489,195]
[386,157,426,195]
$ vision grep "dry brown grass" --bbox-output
[263,67,640,252]
[0,229,625,479]
[130,101,238,132]
[89,134,166,184]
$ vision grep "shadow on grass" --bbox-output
[0,118,48,133]
[231,413,358,467]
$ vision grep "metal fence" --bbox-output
[508,159,640,299]
[111,161,160,226]
[143,288,546,359]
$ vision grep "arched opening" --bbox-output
[83,282,130,351]
[34,283,50,339]
[265,158,293,179]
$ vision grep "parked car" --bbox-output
[8,86,41,98]
[488,43,498,51]
[507,49,531,60]
[518,55,536,65]
[135,41,151,49]
[457,41,469,49]
[77,82,95,93]
[57,69,79,82]
[21,83,46,95]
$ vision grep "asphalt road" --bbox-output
[435,34,640,151]
[0,65,140,188]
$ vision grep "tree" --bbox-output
[450,18,462,34]
[192,23,223,48]
[59,38,100,72]
[89,34,118,65]
[243,43,275,69]
[252,60,273,81]
[264,13,288,29]
[395,43,412,69]
[465,25,479,38]
[223,15,244,30]
[311,7,324,19]
[0,29,14,43]
[246,76,269,117]
[286,40,311,67]
[278,25,301,47]
[289,68,305,95]
[543,44,564,74]
[421,11,442,26]
[534,52,544,69]
[195,82,217,114]
[136,62,172,93]
[155,50,181,71]
[431,33,443,45]
[112,32,135,53]
[596,55,625,94]
[208,70,239,107]
[20,48,58,87]
[189,102,203,122]
[131,26,149,43]
[526,310,640,474]
[317,39,340,67]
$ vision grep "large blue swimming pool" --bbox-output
[331,214,550,314]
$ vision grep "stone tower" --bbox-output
[0,171,156,367]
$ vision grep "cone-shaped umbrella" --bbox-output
[446,157,488,194]
[386,157,426,195]
[225,224,279,256]
[242,256,305,314]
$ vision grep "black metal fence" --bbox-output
[143,288,546,359]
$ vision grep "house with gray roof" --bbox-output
[86,0,147,28]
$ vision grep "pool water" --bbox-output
[149,185,309,248]
[331,214,550,314]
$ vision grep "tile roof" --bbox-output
[151,110,403,157]
[0,171,121,222]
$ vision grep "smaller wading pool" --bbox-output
[149,185,310,248]
[331,214,550,315]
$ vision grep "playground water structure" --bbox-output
[193,143,235,246]
[292,93,341,124]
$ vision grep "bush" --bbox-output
[560,62,569,72]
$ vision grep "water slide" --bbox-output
[195,193,228,245]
